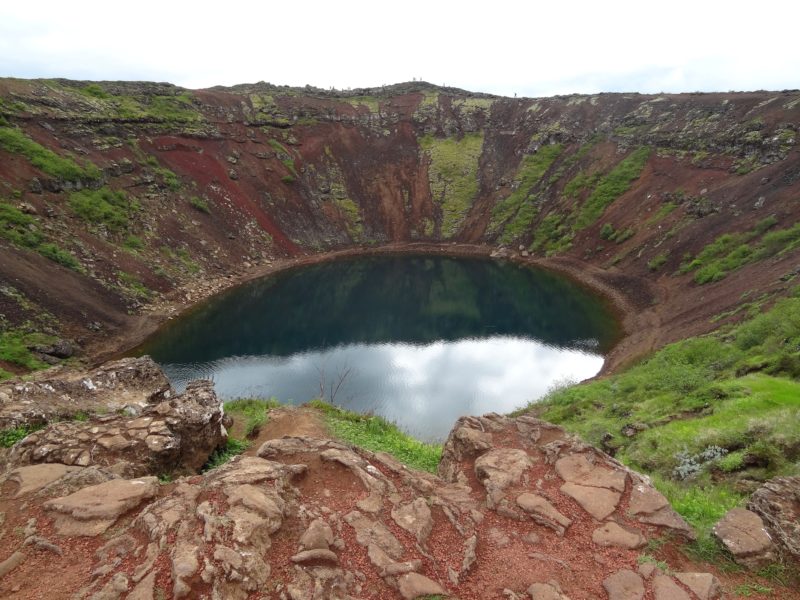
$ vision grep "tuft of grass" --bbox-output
[309,399,442,473]
[648,253,668,271]
[0,424,44,448]
[123,235,144,251]
[224,397,280,438]
[575,147,650,228]
[419,132,483,238]
[202,437,250,471]
[490,144,563,240]
[0,126,101,181]
[69,187,136,231]
[189,196,210,214]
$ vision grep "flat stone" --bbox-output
[516,492,572,535]
[637,506,695,539]
[674,572,721,600]
[345,510,404,559]
[127,570,156,600]
[527,581,570,600]
[8,463,82,497]
[44,477,158,536]
[629,482,669,515]
[397,572,446,599]
[475,448,533,507]
[299,518,334,551]
[712,508,775,568]
[391,497,433,543]
[603,569,644,600]
[0,551,26,579]
[290,549,339,564]
[560,482,621,520]
[555,454,626,491]
[356,492,383,513]
[652,575,690,600]
[592,522,646,549]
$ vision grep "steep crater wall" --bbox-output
[0,79,799,376]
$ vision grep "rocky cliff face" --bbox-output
[1,79,799,373]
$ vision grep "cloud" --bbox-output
[0,1,797,95]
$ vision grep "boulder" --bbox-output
[674,572,721,600]
[560,481,621,520]
[748,475,800,559]
[592,522,646,549]
[603,569,644,600]
[712,508,776,568]
[397,573,446,599]
[8,380,226,477]
[516,492,572,535]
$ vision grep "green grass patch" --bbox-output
[224,398,280,438]
[575,147,651,228]
[648,253,668,271]
[334,198,364,240]
[189,196,210,214]
[680,217,797,284]
[117,271,151,300]
[202,437,250,471]
[0,424,44,448]
[0,328,58,372]
[564,170,602,199]
[490,144,562,240]
[0,126,101,182]
[530,213,573,256]
[0,202,81,270]
[69,187,136,231]
[419,132,483,238]
[309,399,442,473]
[647,202,677,225]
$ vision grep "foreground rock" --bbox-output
[0,357,171,429]
[0,401,741,599]
[6,380,226,477]
[748,475,800,560]
[712,507,776,569]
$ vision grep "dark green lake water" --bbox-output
[135,255,620,441]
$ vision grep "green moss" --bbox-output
[69,187,135,231]
[575,147,651,228]
[334,198,364,240]
[0,126,101,182]
[490,144,562,240]
[419,132,483,238]
[681,217,794,284]
[310,399,442,473]
[0,202,81,270]
[189,196,210,214]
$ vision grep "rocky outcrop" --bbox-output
[748,475,800,560]
[0,357,172,429]
[0,400,734,599]
[712,507,776,569]
[6,380,226,476]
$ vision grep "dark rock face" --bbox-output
[748,475,800,560]
[7,380,226,477]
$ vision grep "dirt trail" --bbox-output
[242,406,329,456]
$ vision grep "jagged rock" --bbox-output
[603,569,644,600]
[528,581,571,600]
[299,518,334,550]
[554,453,627,491]
[748,475,800,559]
[592,522,646,549]
[344,510,404,559]
[627,482,695,539]
[560,481,621,520]
[474,448,533,507]
[516,492,572,535]
[44,476,158,535]
[674,572,721,600]
[8,380,226,476]
[5,463,82,497]
[91,572,129,600]
[0,357,171,429]
[652,575,690,600]
[397,572,446,599]
[391,497,433,543]
[712,507,776,568]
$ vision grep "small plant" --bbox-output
[735,583,773,597]
[69,187,135,231]
[281,174,295,184]
[123,235,145,251]
[72,411,89,422]
[673,446,728,480]
[600,223,615,240]
[189,196,210,214]
[224,397,280,438]
[648,253,668,271]
[202,437,250,471]
[0,424,43,448]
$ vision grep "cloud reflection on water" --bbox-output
[164,335,602,441]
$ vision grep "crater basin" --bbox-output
[134,255,620,441]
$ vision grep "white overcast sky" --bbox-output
[1,1,798,98]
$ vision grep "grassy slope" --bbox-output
[516,290,800,543]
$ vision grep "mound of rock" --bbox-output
[0,406,725,599]
[0,357,171,429]
[6,380,226,477]
[748,475,800,560]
